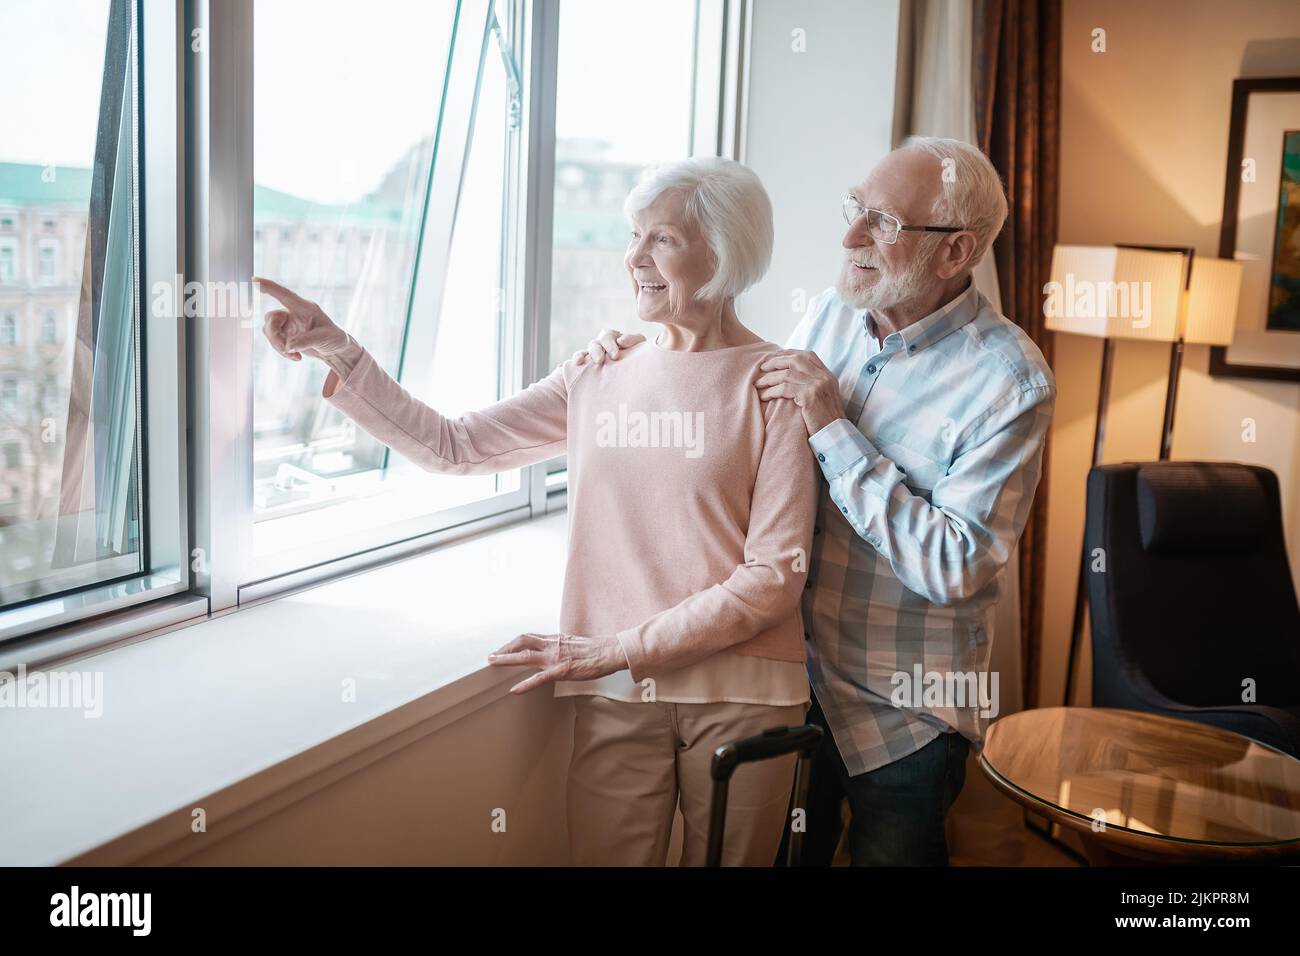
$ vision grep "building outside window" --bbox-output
[0,239,17,282]
[0,377,18,416]
[37,239,58,282]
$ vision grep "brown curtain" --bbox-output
[973,0,1061,710]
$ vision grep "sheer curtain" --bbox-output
[893,0,1023,715]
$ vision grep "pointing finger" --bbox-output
[253,276,311,312]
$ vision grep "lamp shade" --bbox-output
[1045,245,1185,342]
[1184,257,1242,345]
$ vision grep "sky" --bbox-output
[0,0,111,169]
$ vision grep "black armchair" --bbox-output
[1085,461,1300,756]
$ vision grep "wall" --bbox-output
[168,691,575,866]
[70,680,577,866]
[739,0,901,345]
[1043,0,1300,706]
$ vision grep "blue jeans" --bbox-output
[797,691,970,866]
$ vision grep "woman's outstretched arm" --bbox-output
[256,276,573,476]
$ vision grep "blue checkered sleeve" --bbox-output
[809,384,1055,607]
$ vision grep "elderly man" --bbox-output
[581,136,1055,866]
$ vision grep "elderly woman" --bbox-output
[255,156,816,866]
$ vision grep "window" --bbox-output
[0,239,17,283]
[38,239,59,282]
[0,0,739,651]
[0,377,16,415]
[548,0,704,367]
[0,0,150,613]
[41,375,62,417]
[247,0,526,582]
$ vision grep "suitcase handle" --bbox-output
[710,723,823,782]
[706,723,823,866]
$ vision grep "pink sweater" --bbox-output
[326,339,818,680]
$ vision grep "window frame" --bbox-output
[0,0,194,658]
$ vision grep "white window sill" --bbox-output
[0,511,568,866]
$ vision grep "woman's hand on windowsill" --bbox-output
[488,632,628,694]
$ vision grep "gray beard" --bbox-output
[838,255,935,312]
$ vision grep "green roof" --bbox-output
[0,162,94,205]
[0,162,412,227]
[253,184,412,228]
[552,207,630,248]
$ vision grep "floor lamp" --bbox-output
[1049,245,1242,709]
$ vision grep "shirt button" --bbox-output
[841,506,848,514]
[817,453,826,462]
[866,364,876,374]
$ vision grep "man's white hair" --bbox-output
[622,156,774,302]
[899,136,1008,265]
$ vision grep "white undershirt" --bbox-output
[553,651,810,706]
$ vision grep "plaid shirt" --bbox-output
[789,281,1055,775]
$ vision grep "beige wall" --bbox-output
[1044,0,1300,707]
[70,684,578,866]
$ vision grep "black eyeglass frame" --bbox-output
[841,195,965,243]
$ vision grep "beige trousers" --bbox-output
[566,695,808,866]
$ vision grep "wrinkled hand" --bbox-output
[755,349,845,436]
[487,632,628,694]
[571,328,646,366]
[253,276,361,368]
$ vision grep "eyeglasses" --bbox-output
[841,195,964,244]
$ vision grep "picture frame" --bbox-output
[1210,76,1300,382]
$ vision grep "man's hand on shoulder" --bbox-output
[572,328,647,366]
[756,349,845,436]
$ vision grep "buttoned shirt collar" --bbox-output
[861,278,980,355]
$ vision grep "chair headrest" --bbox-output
[1136,462,1268,554]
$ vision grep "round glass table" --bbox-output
[980,707,1300,864]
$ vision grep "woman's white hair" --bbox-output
[899,136,1008,265]
[622,156,774,302]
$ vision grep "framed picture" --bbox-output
[1211,77,1300,382]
